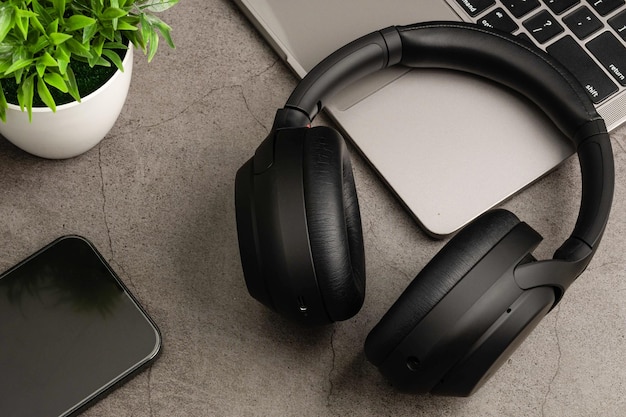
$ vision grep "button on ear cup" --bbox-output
[364,209,521,366]
[303,127,366,322]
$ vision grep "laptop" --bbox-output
[233,0,626,237]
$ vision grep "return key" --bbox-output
[587,31,626,86]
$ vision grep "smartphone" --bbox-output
[0,236,162,417]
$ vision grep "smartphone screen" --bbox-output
[0,236,161,417]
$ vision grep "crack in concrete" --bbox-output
[148,365,155,417]
[110,59,280,139]
[95,59,280,415]
[240,86,268,131]
[99,123,148,417]
[326,327,337,408]
[97,145,136,291]
[541,305,562,417]
[98,146,114,255]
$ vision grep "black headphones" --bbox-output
[234,22,614,396]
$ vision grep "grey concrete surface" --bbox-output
[1,1,625,416]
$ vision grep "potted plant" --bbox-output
[0,0,179,159]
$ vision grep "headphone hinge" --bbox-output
[380,26,403,67]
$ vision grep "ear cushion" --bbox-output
[303,126,366,322]
[364,209,520,366]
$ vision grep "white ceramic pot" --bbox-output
[0,45,133,159]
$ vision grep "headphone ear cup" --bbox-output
[303,126,366,322]
[364,209,521,366]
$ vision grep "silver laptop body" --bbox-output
[233,0,626,237]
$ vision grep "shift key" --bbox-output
[587,32,626,86]
[547,35,618,103]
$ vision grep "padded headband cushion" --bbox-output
[395,23,600,140]
[364,209,520,366]
[285,22,600,139]
[303,126,366,321]
[279,21,613,264]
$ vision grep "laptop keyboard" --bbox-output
[450,0,626,104]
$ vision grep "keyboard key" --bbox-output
[608,10,626,40]
[543,0,580,14]
[524,10,565,42]
[502,0,540,18]
[585,0,625,16]
[547,35,618,102]
[587,31,626,85]
[564,6,604,39]
[478,8,520,32]
[455,0,495,16]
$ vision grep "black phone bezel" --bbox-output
[0,235,162,417]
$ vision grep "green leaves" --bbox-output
[102,7,128,20]
[102,48,123,70]
[36,74,55,111]
[51,0,67,18]
[0,87,7,122]
[35,51,57,76]
[15,8,37,40]
[136,0,180,13]
[0,0,178,120]
[17,74,35,118]
[0,5,16,44]
[44,72,69,93]
[65,15,97,32]
[49,32,73,45]
[4,58,33,77]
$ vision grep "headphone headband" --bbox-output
[281,23,600,135]
[237,22,617,394]
[270,23,613,291]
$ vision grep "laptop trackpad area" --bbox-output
[326,68,573,237]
